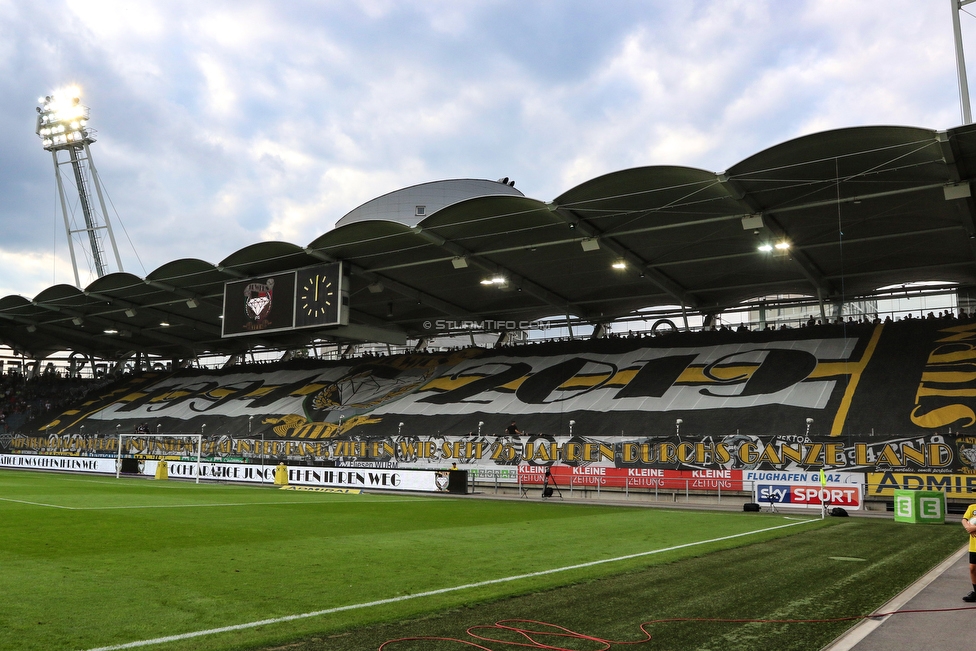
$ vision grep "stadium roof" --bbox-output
[4,123,976,362]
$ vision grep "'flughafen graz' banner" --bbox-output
[9,319,976,488]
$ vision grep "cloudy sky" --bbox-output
[0,0,971,298]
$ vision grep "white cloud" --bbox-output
[0,249,70,299]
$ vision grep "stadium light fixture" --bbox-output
[612,260,626,270]
[159,321,170,327]
[758,243,773,253]
[774,241,791,251]
[451,256,468,269]
[36,87,91,152]
[103,328,117,334]
[36,86,124,287]
[581,238,600,252]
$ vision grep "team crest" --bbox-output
[956,437,976,473]
[243,278,274,330]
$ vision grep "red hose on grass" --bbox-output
[378,607,976,650]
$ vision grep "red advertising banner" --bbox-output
[517,465,743,490]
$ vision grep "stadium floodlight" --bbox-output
[35,86,123,288]
[480,276,507,286]
[758,243,774,253]
[612,260,626,270]
[774,241,791,251]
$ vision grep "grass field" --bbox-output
[0,470,963,651]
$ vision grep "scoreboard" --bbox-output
[221,262,348,337]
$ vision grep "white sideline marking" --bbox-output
[0,496,439,510]
[0,497,76,509]
[83,518,818,651]
[0,498,344,511]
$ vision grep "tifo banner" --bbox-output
[10,319,976,482]
[4,430,959,474]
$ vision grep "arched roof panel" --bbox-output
[310,221,435,271]
[219,241,312,275]
[335,178,524,229]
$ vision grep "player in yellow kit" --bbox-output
[961,504,976,602]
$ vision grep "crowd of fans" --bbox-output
[0,371,104,433]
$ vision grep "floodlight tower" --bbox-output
[36,87,123,288]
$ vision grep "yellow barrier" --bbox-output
[273,462,288,486]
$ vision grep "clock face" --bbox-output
[300,275,334,317]
[295,264,341,327]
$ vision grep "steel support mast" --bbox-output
[952,0,976,124]
[36,88,123,288]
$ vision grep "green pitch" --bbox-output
[0,470,961,651]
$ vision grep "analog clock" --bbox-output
[295,264,341,327]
